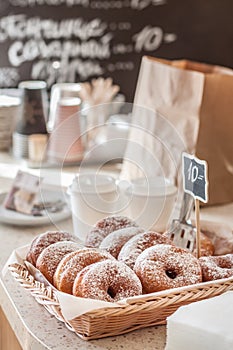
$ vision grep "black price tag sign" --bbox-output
[182,153,209,203]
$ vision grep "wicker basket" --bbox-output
[9,262,233,340]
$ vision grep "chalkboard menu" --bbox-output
[0,0,233,100]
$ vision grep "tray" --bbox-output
[8,262,233,340]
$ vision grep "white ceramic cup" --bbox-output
[125,176,177,232]
[67,173,118,241]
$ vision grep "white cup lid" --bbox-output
[18,80,47,89]
[128,177,177,197]
[0,95,21,107]
[70,173,116,194]
[59,97,81,107]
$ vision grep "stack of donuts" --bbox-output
[26,215,233,302]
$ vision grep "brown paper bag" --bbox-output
[121,56,233,206]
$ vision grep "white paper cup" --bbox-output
[48,83,81,131]
[47,97,84,164]
[28,134,48,162]
[67,173,118,241]
[0,95,21,150]
[125,177,177,232]
[12,132,30,158]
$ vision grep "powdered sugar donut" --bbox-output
[26,231,77,266]
[54,248,114,293]
[85,215,138,247]
[99,227,144,258]
[73,259,142,302]
[36,241,82,284]
[134,244,202,293]
[193,232,215,257]
[199,254,233,281]
[118,231,172,269]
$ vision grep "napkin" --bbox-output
[166,291,233,350]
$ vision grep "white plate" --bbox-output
[0,189,71,226]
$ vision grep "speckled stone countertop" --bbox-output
[0,175,167,350]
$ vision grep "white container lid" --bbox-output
[70,173,116,194]
[128,177,177,197]
[0,95,21,107]
[52,83,81,93]
[18,81,47,89]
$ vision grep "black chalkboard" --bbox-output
[0,0,233,101]
[182,153,209,203]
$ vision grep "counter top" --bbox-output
[1,153,233,350]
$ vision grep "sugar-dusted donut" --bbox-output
[73,259,142,302]
[193,232,215,257]
[85,215,138,248]
[54,248,114,293]
[199,254,233,281]
[26,231,77,266]
[134,244,202,293]
[118,231,172,269]
[99,227,144,258]
[36,241,82,284]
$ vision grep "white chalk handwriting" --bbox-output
[133,26,163,52]
[107,61,134,72]
[133,26,176,52]
[8,36,112,67]
[32,59,103,86]
[0,15,107,41]
[0,0,178,88]
[130,0,166,10]
[9,0,166,9]
[9,0,90,7]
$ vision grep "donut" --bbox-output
[26,231,77,266]
[118,231,172,269]
[199,254,233,281]
[134,244,202,293]
[36,241,82,284]
[54,248,89,290]
[99,227,144,258]
[73,259,142,302]
[85,215,138,248]
[193,232,215,257]
[54,248,114,293]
